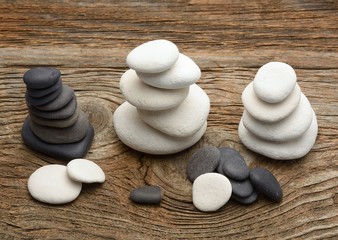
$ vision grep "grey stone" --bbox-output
[216,156,225,174]
[231,190,258,205]
[23,67,61,89]
[28,96,77,119]
[34,85,74,111]
[250,167,283,202]
[220,147,250,181]
[29,108,80,128]
[25,85,62,106]
[28,111,89,144]
[187,146,221,182]
[229,178,254,198]
[21,118,94,160]
[130,186,162,205]
[27,77,62,98]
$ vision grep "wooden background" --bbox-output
[1,0,337,239]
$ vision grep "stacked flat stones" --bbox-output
[187,146,283,212]
[21,67,94,160]
[114,39,210,154]
[238,62,318,160]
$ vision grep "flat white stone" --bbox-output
[120,69,189,111]
[242,82,301,123]
[113,101,207,155]
[192,173,232,212]
[138,84,210,137]
[253,62,297,103]
[242,93,313,141]
[238,110,318,160]
[137,53,201,89]
[67,159,105,183]
[126,39,179,73]
[28,165,82,204]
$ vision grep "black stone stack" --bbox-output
[21,67,94,160]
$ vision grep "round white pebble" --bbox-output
[126,39,179,73]
[137,84,210,137]
[67,159,105,183]
[242,82,301,122]
[120,69,189,111]
[193,173,232,212]
[253,62,297,103]
[238,110,318,160]
[242,93,313,141]
[137,53,201,89]
[113,101,207,155]
[28,165,82,204]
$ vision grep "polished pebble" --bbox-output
[250,167,283,202]
[192,173,232,212]
[253,62,297,103]
[138,84,210,137]
[130,186,162,205]
[119,69,189,111]
[23,67,61,89]
[67,159,105,183]
[29,108,80,128]
[22,119,94,160]
[28,165,82,204]
[229,178,254,198]
[113,102,207,155]
[220,147,250,181]
[27,77,62,98]
[238,111,318,160]
[187,146,221,182]
[232,190,258,205]
[127,39,179,73]
[34,84,74,111]
[25,86,62,106]
[137,53,201,89]
[242,82,301,123]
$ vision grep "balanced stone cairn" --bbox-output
[238,62,318,160]
[21,67,94,160]
[113,39,210,154]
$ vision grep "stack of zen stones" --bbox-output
[113,39,210,154]
[238,62,318,160]
[21,67,94,160]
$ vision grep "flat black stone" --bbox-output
[28,96,77,119]
[21,118,94,161]
[232,190,258,205]
[229,178,254,198]
[220,147,250,181]
[187,146,221,182]
[23,67,61,89]
[250,167,283,202]
[27,77,62,98]
[25,85,62,106]
[28,111,89,144]
[130,186,162,205]
[29,108,80,128]
[34,84,74,111]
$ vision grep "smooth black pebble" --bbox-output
[250,167,283,202]
[130,186,162,205]
[21,118,94,160]
[27,77,62,98]
[25,86,62,106]
[187,146,221,182]
[23,67,61,89]
[220,147,250,181]
[229,178,254,198]
[232,191,258,205]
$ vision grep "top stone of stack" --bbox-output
[24,67,61,89]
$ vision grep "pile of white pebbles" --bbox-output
[113,39,210,154]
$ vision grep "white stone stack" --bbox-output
[113,40,210,154]
[238,62,318,160]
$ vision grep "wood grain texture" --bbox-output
[0,0,337,239]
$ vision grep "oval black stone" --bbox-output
[130,186,162,205]
[27,77,62,98]
[250,167,283,202]
[23,67,61,89]
[232,190,258,205]
[229,178,254,198]
[187,146,221,182]
[35,85,74,111]
[25,86,63,106]
[220,147,250,181]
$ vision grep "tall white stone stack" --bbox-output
[238,62,318,160]
[113,40,210,154]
